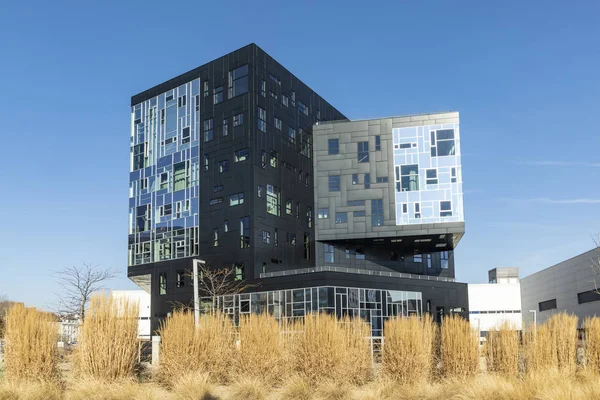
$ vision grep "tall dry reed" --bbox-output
[484,322,520,377]
[158,310,235,384]
[3,304,58,382]
[584,316,600,374]
[381,315,436,384]
[440,314,479,378]
[235,313,284,385]
[547,313,578,373]
[524,313,578,374]
[286,313,372,385]
[75,294,139,380]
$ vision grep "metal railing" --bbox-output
[260,265,455,282]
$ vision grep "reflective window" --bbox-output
[262,230,271,244]
[441,251,449,269]
[324,244,334,263]
[218,159,229,173]
[229,192,244,206]
[287,233,296,245]
[335,212,347,224]
[274,117,282,131]
[358,142,369,163]
[270,150,278,168]
[233,113,244,127]
[329,175,340,191]
[213,229,219,247]
[258,107,267,132]
[286,199,293,215]
[266,185,280,216]
[365,173,370,189]
[228,64,248,98]
[328,139,339,155]
[317,208,329,219]
[371,199,383,227]
[234,148,249,162]
[440,201,452,217]
[352,174,359,185]
[222,118,228,136]
[204,119,214,142]
[353,210,366,217]
[426,169,438,185]
[400,165,419,191]
[375,135,381,151]
[240,217,250,248]
[288,127,296,144]
[347,200,365,206]
[298,101,309,116]
[431,129,455,157]
[159,273,167,295]
[213,85,223,104]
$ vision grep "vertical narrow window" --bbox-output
[364,173,370,189]
[266,185,281,216]
[415,203,421,219]
[329,175,340,191]
[451,167,457,183]
[358,142,369,162]
[257,107,267,132]
[257,185,263,198]
[328,138,339,155]
[235,264,244,280]
[213,229,219,247]
[291,91,296,106]
[260,80,266,97]
[286,199,293,215]
[204,154,209,171]
[203,81,209,97]
[352,174,358,185]
[176,270,185,288]
[427,253,432,269]
[228,64,248,98]
[224,220,229,232]
[375,135,381,151]
[261,150,266,168]
[159,273,167,295]
[307,207,313,228]
[173,162,188,191]
[324,244,334,263]
[304,233,311,260]
[296,202,300,219]
[288,127,296,144]
[441,251,449,269]
[213,85,223,104]
[204,119,214,142]
[400,165,419,191]
[274,228,278,246]
[426,169,438,185]
[222,118,228,136]
[262,230,271,244]
[240,217,250,248]
[233,113,244,126]
[270,150,278,168]
[274,117,282,131]
[371,199,383,227]
[440,201,452,217]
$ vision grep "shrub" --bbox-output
[381,315,436,384]
[3,304,58,382]
[75,295,139,380]
[440,314,479,378]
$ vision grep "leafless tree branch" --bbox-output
[186,264,259,309]
[592,234,600,294]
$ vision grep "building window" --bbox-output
[222,118,229,136]
[305,173,310,189]
[258,107,267,132]
[345,249,351,259]
[304,233,311,260]
[266,184,280,216]
[229,192,244,206]
[262,230,271,244]
[414,253,423,263]
[203,81,209,97]
[451,167,457,183]
[232,114,243,128]
[426,169,438,185]
[375,135,381,151]
[353,211,366,217]
[235,264,244,280]
[358,142,369,163]
[440,201,452,217]
[286,199,293,215]
[204,154,209,171]
[270,151,278,168]
[317,208,329,219]
[578,290,600,304]
[219,160,229,173]
[427,253,432,269]
[173,162,189,191]
[257,185,263,198]
[352,174,359,185]
[400,165,419,192]
[296,202,300,219]
[431,129,456,157]
[539,299,557,312]
[234,148,248,162]
[288,127,296,144]
[298,101,309,116]
[324,244,334,263]
[240,217,250,248]
[260,150,266,169]
[224,220,229,232]
[415,203,421,218]
[335,212,347,224]
[365,173,370,189]
[182,127,191,144]
[159,273,167,295]
[348,200,365,206]
[356,249,365,260]
[228,64,248,98]
[282,94,288,107]
[328,139,339,155]
[376,177,388,183]
[371,199,383,227]
[274,117,282,131]
[287,233,296,245]
[260,80,266,97]
[402,204,408,213]
[291,91,296,106]
[209,197,223,206]
[307,207,313,228]
[176,270,185,288]
[213,185,224,193]
[274,228,279,246]
[213,85,223,104]
[329,175,340,191]
[441,251,449,269]
[299,130,312,159]
[213,229,219,247]
[204,119,214,142]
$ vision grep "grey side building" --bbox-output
[521,248,600,327]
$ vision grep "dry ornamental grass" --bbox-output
[584,316,600,374]
[484,322,520,377]
[440,314,479,378]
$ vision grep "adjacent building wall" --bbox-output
[468,283,522,335]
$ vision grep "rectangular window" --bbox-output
[203,81,209,97]
[324,244,334,263]
[578,290,600,304]
[233,113,244,127]
[365,173,370,189]
[176,270,185,288]
[376,177,388,183]
[352,174,359,185]
[371,199,383,227]
[427,253,432,269]
[441,251,449,269]
[266,184,280,216]
[345,249,351,259]
[347,200,365,206]
[260,150,266,168]
[414,254,423,263]
[234,148,248,162]
[440,201,452,217]
[451,167,457,183]
[224,220,229,232]
[375,135,381,151]
[218,159,229,173]
[274,228,278,246]
[213,85,223,104]
[173,162,188,191]
[204,154,209,171]
[229,192,244,206]
[213,185,223,193]
[282,94,288,107]
[431,129,456,157]
[356,249,365,260]
[539,299,557,312]
[159,172,169,190]
[159,273,167,295]
[270,150,278,168]
[296,202,300,219]
[426,169,438,185]
[291,91,296,106]
[235,264,244,280]
[335,212,347,224]
[287,233,296,245]
[257,185,263,198]
[304,233,310,260]
[228,64,248,98]
[415,202,421,219]
[358,142,369,163]
[222,118,228,136]
[402,203,408,213]
[182,126,191,144]
[400,165,419,191]
[240,217,250,248]
[257,107,267,132]
[288,127,296,144]
[329,175,340,191]
[286,199,293,215]
[317,208,329,219]
[307,207,313,228]
[213,228,219,247]
[269,73,281,85]
[298,101,309,116]
[262,230,271,244]
[209,197,223,206]
[274,117,282,131]
[353,210,366,217]
[260,80,266,97]
[204,119,214,142]
[328,139,339,155]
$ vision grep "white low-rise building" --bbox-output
[468,268,522,340]
[111,290,151,339]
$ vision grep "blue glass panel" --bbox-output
[164,193,172,204]
[129,198,136,208]
[173,190,185,202]
[174,151,182,164]
[158,155,172,169]
[130,170,140,182]
[172,218,185,230]
[191,146,199,158]
[155,196,163,206]
[186,216,195,227]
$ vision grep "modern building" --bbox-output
[112,290,152,338]
[128,43,346,332]
[468,268,522,341]
[521,248,600,327]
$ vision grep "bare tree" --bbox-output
[54,263,115,321]
[592,234,600,292]
[191,264,258,310]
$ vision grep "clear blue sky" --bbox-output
[0,0,598,309]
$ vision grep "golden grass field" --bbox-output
[2,297,600,400]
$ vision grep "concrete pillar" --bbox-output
[151,335,161,366]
